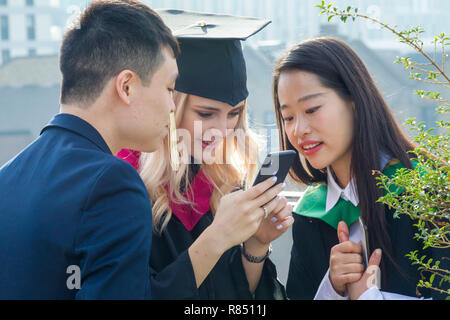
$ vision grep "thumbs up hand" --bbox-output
[348,248,382,300]
[328,221,364,296]
[337,220,350,243]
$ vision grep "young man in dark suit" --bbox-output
[0,0,179,299]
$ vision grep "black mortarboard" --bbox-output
[156,9,271,107]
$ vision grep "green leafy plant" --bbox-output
[316,1,449,298]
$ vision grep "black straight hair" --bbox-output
[59,0,180,107]
[273,37,416,287]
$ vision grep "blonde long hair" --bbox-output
[139,91,261,234]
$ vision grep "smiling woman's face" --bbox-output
[277,70,354,175]
[178,94,244,162]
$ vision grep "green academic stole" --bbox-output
[294,159,408,229]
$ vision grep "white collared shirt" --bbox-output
[313,167,426,300]
[325,166,359,212]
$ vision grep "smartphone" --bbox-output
[252,150,297,186]
[359,217,381,287]
[359,216,370,268]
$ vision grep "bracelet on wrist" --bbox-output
[240,243,272,263]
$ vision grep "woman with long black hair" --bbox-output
[272,37,448,300]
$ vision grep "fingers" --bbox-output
[330,252,363,279]
[334,273,363,286]
[363,249,382,289]
[329,255,364,293]
[332,263,365,275]
[264,196,287,219]
[247,176,278,200]
[275,214,294,230]
[252,183,285,209]
[337,221,349,243]
[259,195,292,226]
[271,205,294,230]
[262,195,282,217]
[332,240,362,255]
[368,249,382,268]
[330,252,363,265]
[269,197,291,222]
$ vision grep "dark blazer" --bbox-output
[286,209,450,300]
[0,114,152,299]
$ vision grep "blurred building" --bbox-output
[0,0,445,160]
[0,0,66,65]
[146,0,450,51]
[2,0,449,66]
[0,55,60,166]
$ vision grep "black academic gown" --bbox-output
[286,207,450,300]
[149,165,287,300]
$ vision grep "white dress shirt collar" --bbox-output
[325,167,359,213]
[325,150,393,213]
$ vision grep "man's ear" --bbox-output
[115,70,136,105]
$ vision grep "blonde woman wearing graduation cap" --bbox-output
[117,10,293,299]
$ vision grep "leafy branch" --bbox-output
[316,1,450,88]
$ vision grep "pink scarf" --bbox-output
[117,149,214,231]
[116,149,141,170]
[166,168,215,231]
